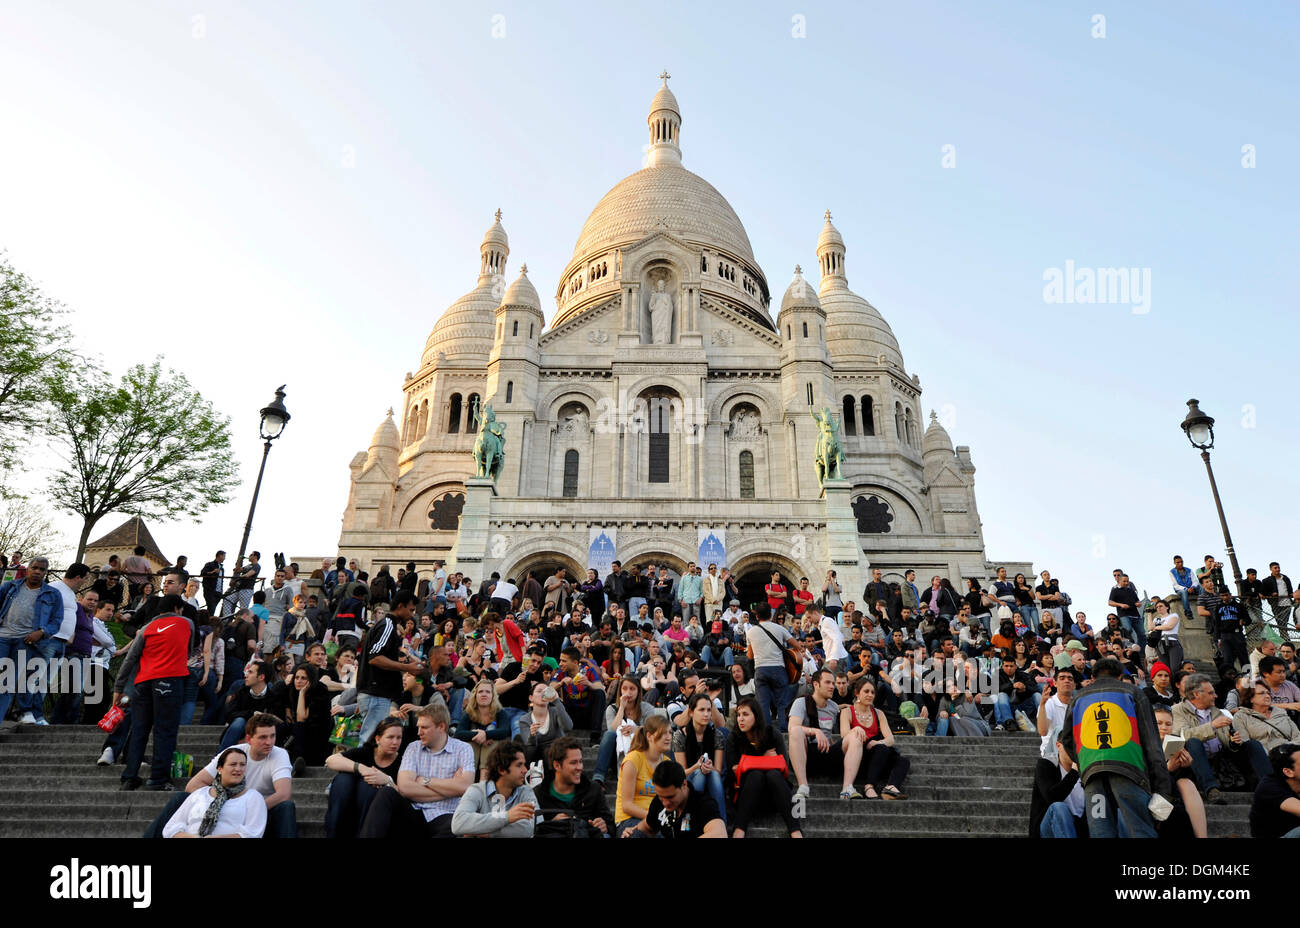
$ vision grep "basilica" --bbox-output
[339,76,1028,603]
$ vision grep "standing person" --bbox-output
[488,574,519,616]
[677,563,702,626]
[1170,556,1197,632]
[747,603,794,732]
[701,563,725,618]
[863,568,890,619]
[90,570,126,614]
[200,551,225,617]
[1212,588,1250,673]
[1058,657,1173,837]
[38,562,91,724]
[358,701,474,838]
[227,552,261,614]
[1149,598,1184,671]
[52,588,100,724]
[1107,572,1145,648]
[822,570,844,621]
[1261,562,1296,641]
[262,568,293,651]
[791,577,815,618]
[115,606,195,790]
[355,591,426,743]
[0,557,64,725]
[764,571,789,612]
[122,545,153,600]
[544,568,572,615]
[0,556,65,722]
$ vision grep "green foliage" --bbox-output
[0,253,76,485]
[46,359,240,559]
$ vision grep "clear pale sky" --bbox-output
[1,0,1296,615]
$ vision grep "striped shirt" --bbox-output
[400,737,476,821]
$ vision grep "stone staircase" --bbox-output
[0,723,1253,837]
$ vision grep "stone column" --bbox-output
[448,477,496,575]
[821,477,865,608]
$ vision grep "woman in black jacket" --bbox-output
[726,695,802,838]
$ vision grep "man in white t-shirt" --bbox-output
[1035,664,1077,761]
[810,605,848,673]
[489,576,519,614]
[143,712,296,838]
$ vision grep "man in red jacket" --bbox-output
[113,609,194,791]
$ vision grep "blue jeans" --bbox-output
[700,646,733,667]
[992,693,1015,724]
[325,771,383,838]
[689,769,727,824]
[221,716,248,750]
[1083,775,1157,838]
[593,729,619,782]
[355,692,394,744]
[1186,738,1270,792]
[1040,802,1080,838]
[497,707,526,737]
[0,637,35,721]
[1018,605,1040,632]
[198,669,223,724]
[25,636,66,719]
[179,666,202,725]
[1117,615,1147,649]
[755,665,792,732]
[122,675,185,785]
[448,687,467,727]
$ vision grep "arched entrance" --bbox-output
[730,553,808,615]
[502,551,585,589]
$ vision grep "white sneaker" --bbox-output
[32,716,50,726]
[794,783,811,799]
[97,748,115,766]
[18,712,37,725]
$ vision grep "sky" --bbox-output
[0,0,1296,617]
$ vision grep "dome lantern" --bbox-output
[646,71,682,168]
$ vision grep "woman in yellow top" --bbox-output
[615,715,671,834]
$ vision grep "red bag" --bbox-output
[732,753,788,802]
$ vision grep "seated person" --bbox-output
[358,702,474,838]
[323,717,404,838]
[620,760,725,839]
[1171,673,1271,804]
[593,676,665,785]
[1152,704,1207,838]
[163,746,266,838]
[1249,743,1300,838]
[787,668,841,799]
[1232,682,1300,752]
[671,692,727,823]
[535,736,614,838]
[1031,737,1086,838]
[454,679,514,780]
[450,741,536,838]
[838,677,909,800]
[556,646,607,743]
[145,713,295,839]
[615,716,672,835]
[515,681,574,765]
[726,695,801,838]
[220,661,279,750]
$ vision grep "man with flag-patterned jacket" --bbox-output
[1058,657,1172,838]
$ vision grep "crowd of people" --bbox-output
[1,547,1298,839]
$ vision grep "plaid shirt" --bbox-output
[400,737,476,821]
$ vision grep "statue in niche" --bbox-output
[648,278,674,344]
[560,408,589,437]
[730,409,760,441]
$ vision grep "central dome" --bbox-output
[570,163,756,267]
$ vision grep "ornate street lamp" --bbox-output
[1180,398,1243,596]
[231,386,291,607]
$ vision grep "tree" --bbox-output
[0,253,76,489]
[47,360,241,561]
[0,499,60,562]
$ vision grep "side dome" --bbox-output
[922,410,955,459]
[821,289,905,369]
[365,409,401,472]
[422,281,498,366]
[779,265,822,314]
[500,264,541,311]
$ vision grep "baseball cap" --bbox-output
[729,599,740,605]
[1064,640,1086,652]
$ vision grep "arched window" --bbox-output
[563,450,579,498]
[417,399,428,438]
[647,395,671,483]
[905,408,915,447]
[802,321,808,338]
[505,381,513,404]
[738,450,755,499]
[448,394,463,433]
[806,383,814,406]
[404,405,416,443]
[842,396,857,436]
[512,320,519,337]
[894,402,904,440]
[529,323,534,339]
[860,394,875,436]
[467,394,481,432]
[786,325,791,340]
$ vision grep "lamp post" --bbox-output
[1180,398,1243,597]
[232,386,291,594]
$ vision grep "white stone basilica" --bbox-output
[340,76,1028,600]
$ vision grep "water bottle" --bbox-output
[97,696,130,733]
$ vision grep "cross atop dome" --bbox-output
[494,207,502,221]
[520,263,528,274]
[387,407,394,418]
[659,69,670,81]
[795,264,802,274]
